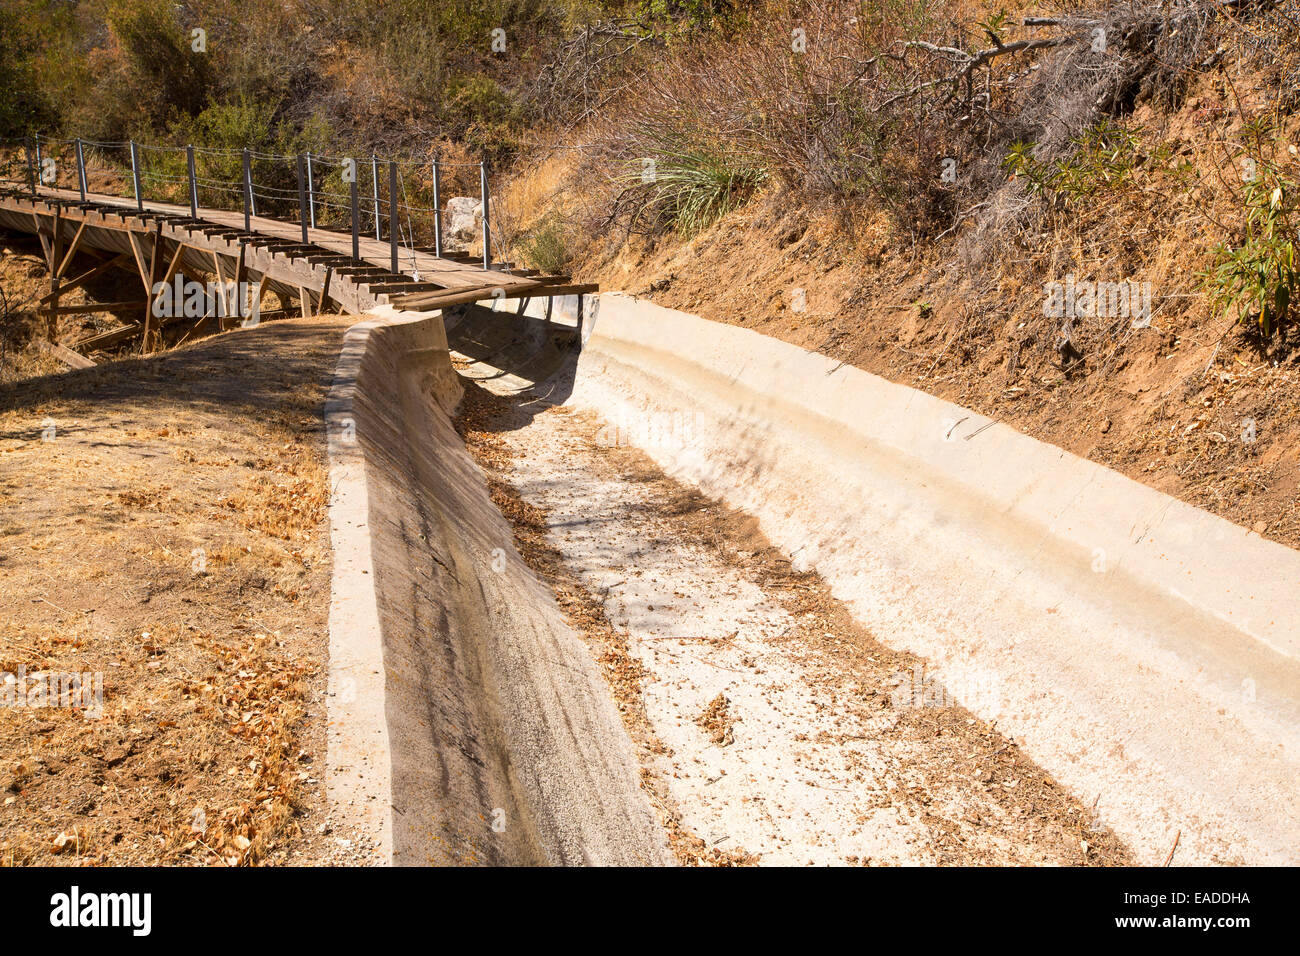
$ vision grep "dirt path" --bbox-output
[456,382,1130,866]
[0,317,367,865]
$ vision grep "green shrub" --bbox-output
[78,0,213,139]
[517,215,574,274]
[1205,165,1299,339]
[1004,120,1144,204]
[0,0,79,138]
[449,74,525,164]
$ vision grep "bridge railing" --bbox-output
[0,135,500,273]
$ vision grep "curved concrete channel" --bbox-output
[326,293,1300,866]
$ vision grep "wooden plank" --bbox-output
[388,280,546,312]
[37,339,96,369]
[73,324,142,351]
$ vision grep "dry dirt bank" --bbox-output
[0,317,361,865]
[512,79,1300,552]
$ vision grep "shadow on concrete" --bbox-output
[443,296,588,432]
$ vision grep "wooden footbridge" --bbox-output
[0,139,593,361]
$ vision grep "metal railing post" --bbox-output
[389,161,399,275]
[305,151,316,228]
[350,173,359,262]
[242,148,252,231]
[431,156,442,258]
[371,153,381,241]
[130,141,143,211]
[480,160,491,271]
[296,153,309,244]
[75,138,87,202]
[186,145,198,218]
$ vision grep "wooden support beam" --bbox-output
[389,280,546,312]
[30,212,55,270]
[142,223,165,353]
[387,280,597,313]
[73,323,143,351]
[243,274,264,325]
[514,283,600,298]
[126,231,152,294]
[71,305,205,354]
[35,230,53,270]
[161,241,186,286]
[54,221,88,278]
[47,204,63,341]
[233,243,248,324]
[211,251,231,327]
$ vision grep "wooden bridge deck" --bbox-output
[0,181,591,355]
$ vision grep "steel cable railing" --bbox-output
[0,134,501,269]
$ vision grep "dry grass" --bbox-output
[520,28,1300,550]
[0,317,346,865]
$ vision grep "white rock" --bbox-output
[444,197,482,243]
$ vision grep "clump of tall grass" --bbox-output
[624,146,768,236]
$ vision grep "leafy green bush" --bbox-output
[0,0,79,138]
[1004,120,1144,204]
[75,0,213,140]
[447,74,525,165]
[1205,166,1299,339]
[126,99,334,217]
